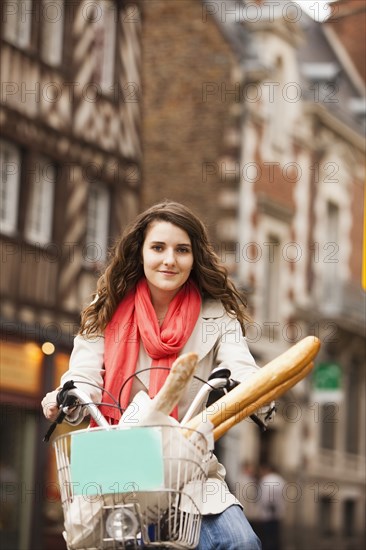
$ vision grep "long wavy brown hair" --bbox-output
[79,201,249,335]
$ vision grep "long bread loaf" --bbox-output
[184,336,320,432]
[151,352,198,415]
[213,361,314,440]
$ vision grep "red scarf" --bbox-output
[98,277,201,423]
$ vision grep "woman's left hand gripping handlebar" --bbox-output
[41,389,62,422]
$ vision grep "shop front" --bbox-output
[0,339,71,550]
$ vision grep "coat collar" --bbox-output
[201,298,225,319]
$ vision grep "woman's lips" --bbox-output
[159,270,178,275]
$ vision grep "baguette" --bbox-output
[184,336,320,432]
[213,361,314,440]
[151,352,198,415]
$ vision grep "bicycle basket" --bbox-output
[54,424,210,549]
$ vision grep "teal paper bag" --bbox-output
[70,427,164,496]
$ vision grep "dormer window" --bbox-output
[301,62,340,102]
[302,62,340,82]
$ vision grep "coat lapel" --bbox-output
[184,299,225,362]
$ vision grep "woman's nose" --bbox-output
[163,249,175,265]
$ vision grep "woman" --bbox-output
[42,201,262,550]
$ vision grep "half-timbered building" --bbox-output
[0,1,142,547]
[1,1,364,549]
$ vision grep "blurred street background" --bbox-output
[0,0,365,548]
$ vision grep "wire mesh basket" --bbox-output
[54,424,211,549]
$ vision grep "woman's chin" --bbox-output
[148,278,184,295]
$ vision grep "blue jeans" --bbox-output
[196,505,262,550]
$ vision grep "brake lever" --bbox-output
[43,408,67,443]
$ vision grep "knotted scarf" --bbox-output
[98,277,202,423]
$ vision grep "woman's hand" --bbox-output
[41,389,61,422]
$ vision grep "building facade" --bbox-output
[141,1,365,548]
[140,0,245,247]
[0,1,142,548]
[216,2,365,549]
[0,0,364,549]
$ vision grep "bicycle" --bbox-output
[43,336,320,550]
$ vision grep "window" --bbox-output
[348,98,366,132]
[85,184,110,265]
[263,235,280,322]
[4,0,33,49]
[25,157,56,245]
[93,0,117,93]
[343,499,356,537]
[320,403,337,450]
[302,62,340,103]
[268,57,286,151]
[324,202,339,303]
[0,140,21,236]
[319,497,333,536]
[345,360,360,454]
[41,0,64,66]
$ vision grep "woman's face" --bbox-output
[142,221,194,300]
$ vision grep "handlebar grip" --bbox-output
[43,381,78,443]
[206,377,240,407]
[56,380,77,406]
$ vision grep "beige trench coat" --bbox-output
[61,298,259,514]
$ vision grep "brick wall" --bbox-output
[328,0,366,82]
[140,0,239,241]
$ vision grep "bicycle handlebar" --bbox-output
[43,380,111,442]
[43,371,275,442]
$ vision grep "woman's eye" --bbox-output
[177,247,191,254]
[152,245,163,251]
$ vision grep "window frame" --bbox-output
[0,139,21,236]
[93,0,118,94]
[25,156,56,246]
[3,0,33,49]
[85,182,110,267]
[40,0,65,67]
[263,233,281,322]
